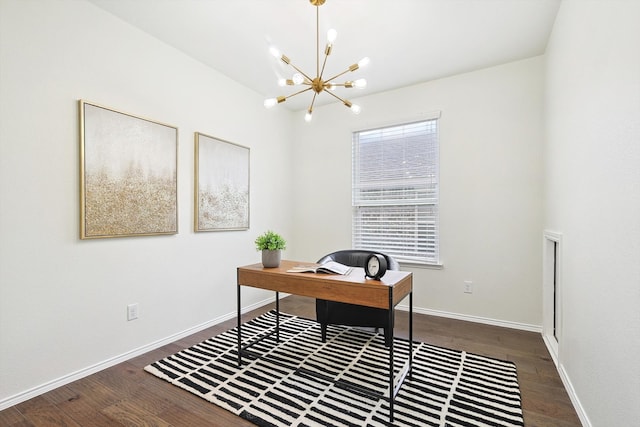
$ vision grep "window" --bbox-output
[352,118,439,265]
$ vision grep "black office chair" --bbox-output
[315,249,400,347]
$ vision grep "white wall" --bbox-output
[290,57,544,329]
[544,1,640,425]
[0,0,294,405]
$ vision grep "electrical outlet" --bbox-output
[127,303,139,321]
[463,281,473,294]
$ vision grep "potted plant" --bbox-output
[255,230,286,268]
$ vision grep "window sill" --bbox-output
[399,261,443,270]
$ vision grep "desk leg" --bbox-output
[388,289,395,423]
[275,291,280,342]
[409,290,413,379]
[237,282,242,367]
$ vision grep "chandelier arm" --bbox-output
[324,68,352,84]
[319,51,330,81]
[286,61,314,83]
[323,90,350,104]
[308,92,318,113]
[283,86,314,100]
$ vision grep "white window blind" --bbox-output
[352,119,439,264]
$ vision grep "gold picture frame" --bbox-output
[195,132,250,232]
[79,100,178,239]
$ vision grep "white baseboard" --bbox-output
[542,334,559,367]
[0,296,275,411]
[541,338,590,427]
[397,304,542,333]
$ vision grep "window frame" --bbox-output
[351,114,440,266]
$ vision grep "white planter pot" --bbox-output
[261,249,281,268]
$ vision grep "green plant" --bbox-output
[254,230,286,251]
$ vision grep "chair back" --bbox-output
[317,249,399,271]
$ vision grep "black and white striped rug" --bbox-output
[144,311,524,427]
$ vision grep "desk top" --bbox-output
[237,260,412,309]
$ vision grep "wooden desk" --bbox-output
[236,259,413,423]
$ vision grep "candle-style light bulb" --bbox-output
[353,78,367,89]
[292,73,304,85]
[269,46,281,58]
[327,29,337,43]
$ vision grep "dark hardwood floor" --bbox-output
[0,295,582,426]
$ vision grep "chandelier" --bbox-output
[264,0,369,122]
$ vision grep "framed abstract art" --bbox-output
[79,100,178,239]
[194,132,249,231]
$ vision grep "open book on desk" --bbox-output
[287,261,354,275]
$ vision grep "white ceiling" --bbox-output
[87,0,560,111]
